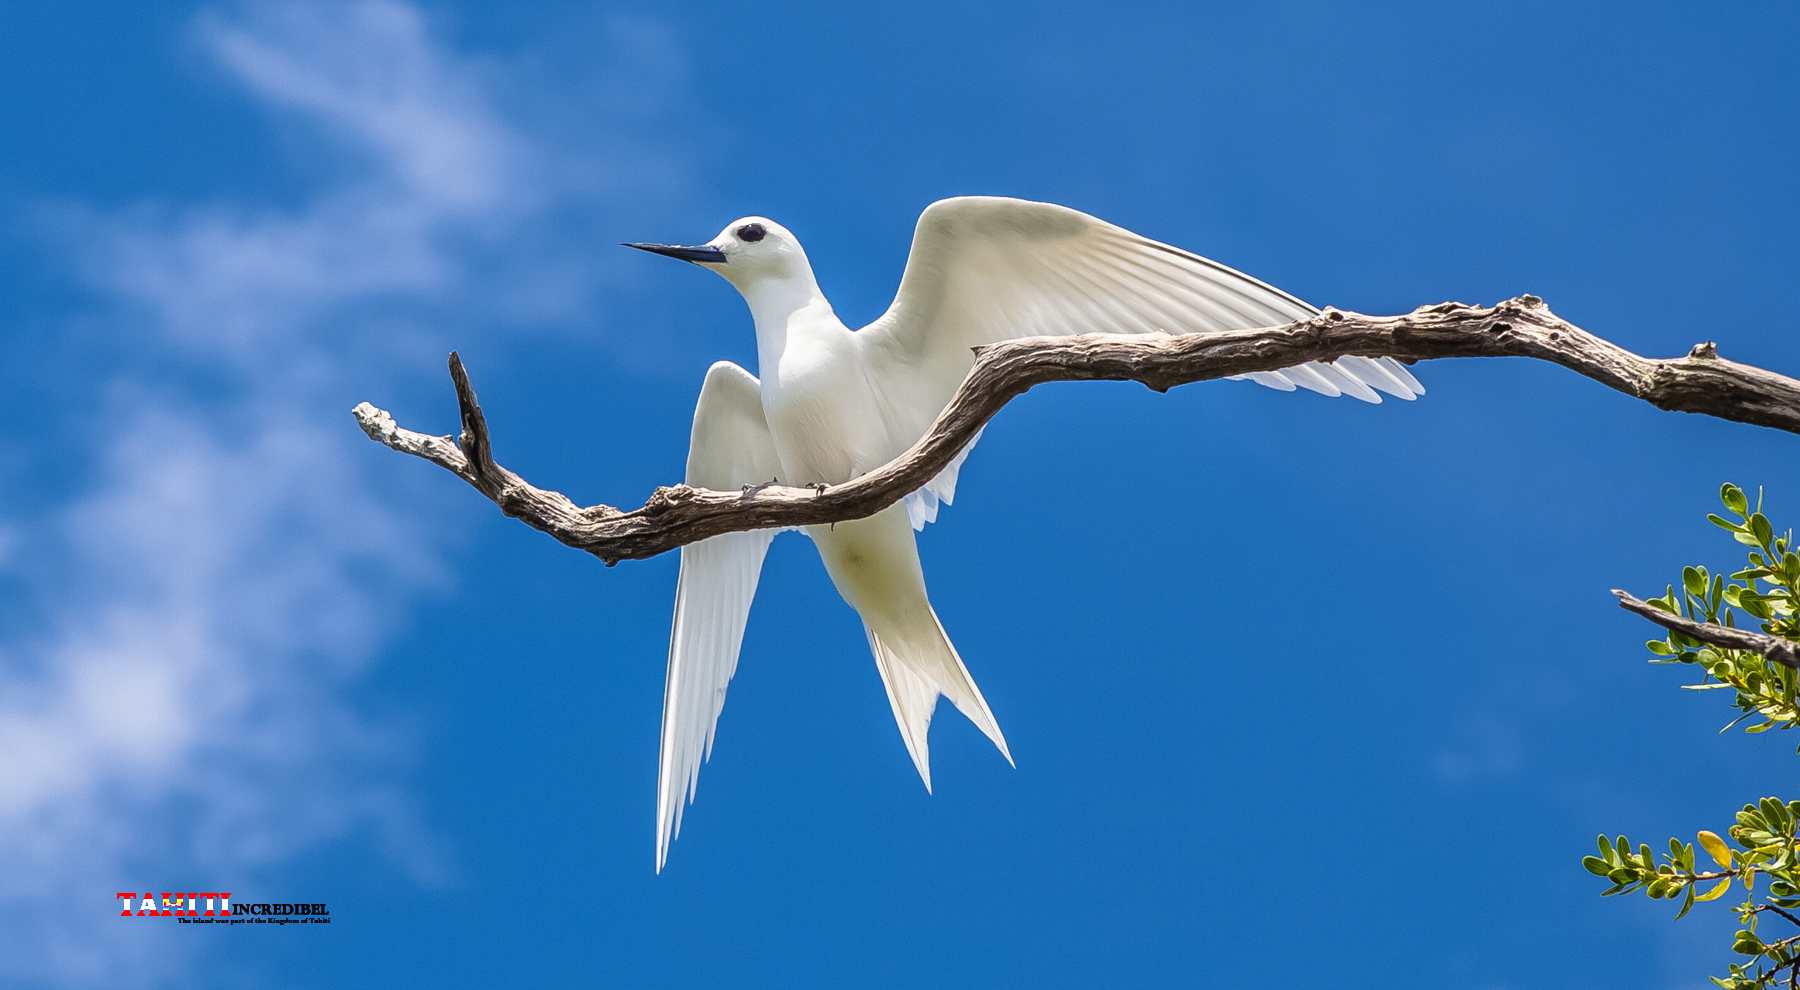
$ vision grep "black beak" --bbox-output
[622,242,728,265]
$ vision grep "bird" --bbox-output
[626,196,1423,871]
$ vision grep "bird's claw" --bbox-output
[739,477,781,499]
[808,482,828,497]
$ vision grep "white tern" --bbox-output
[625,196,1423,870]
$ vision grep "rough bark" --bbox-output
[352,295,1800,565]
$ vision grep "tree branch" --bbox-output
[1612,589,1800,669]
[353,296,1800,564]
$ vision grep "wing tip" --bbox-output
[1236,358,1425,403]
[1337,355,1426,401]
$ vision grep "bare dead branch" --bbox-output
[1612,589,1800,669]
[353,296,1800,564]
[353,354,627,549]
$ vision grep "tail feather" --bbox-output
[865,608,1012,790]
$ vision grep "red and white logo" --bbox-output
[116,893,231,917]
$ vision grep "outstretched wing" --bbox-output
[858,197,1423,524]
[657,360,784,872]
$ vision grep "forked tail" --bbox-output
[864,608,1012,791]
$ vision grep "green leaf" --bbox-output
[1647,639,1677,656]
[1583,855,1614,876]
[1762,798,1787,830]
[1687,567,1709,598]
[1696,876,1733,901]
[1723,484,1750,516]
[1752,513,1774,548]
[1675,879,1698,920]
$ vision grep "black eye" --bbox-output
[736,222,766,243]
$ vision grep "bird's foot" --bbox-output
[807,482,828,497]
[739,477,781,498]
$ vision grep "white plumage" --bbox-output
[634,196,1423,871]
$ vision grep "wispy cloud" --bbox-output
[0,2,698,983]
[73,0,525,360]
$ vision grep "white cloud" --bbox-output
[70,0,527,360]
[0,408,435,981]
[0,2,696,983]
[204,1,515,212]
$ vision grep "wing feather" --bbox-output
[858,197,1423,516]
[656,361,784,872]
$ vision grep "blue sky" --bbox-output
[2,1,1797,987]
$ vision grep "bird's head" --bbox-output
[623,217,814,293]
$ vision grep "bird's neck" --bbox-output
[740,275,847,382]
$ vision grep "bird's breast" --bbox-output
[761,356,889,487]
